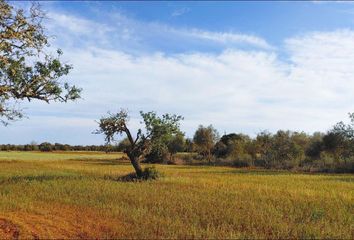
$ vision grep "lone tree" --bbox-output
[0,0,81,125]
[95,109,183,178]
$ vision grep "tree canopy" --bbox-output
[0,0,81,125]
[193,125,219,162]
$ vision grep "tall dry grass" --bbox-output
[0,151,352,239]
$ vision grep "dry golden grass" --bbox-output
[0,151,352,239]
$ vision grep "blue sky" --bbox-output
[1,1,354,145]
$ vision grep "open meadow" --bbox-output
[0,151,352,239]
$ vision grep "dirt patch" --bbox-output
[0,204,126,239]
[0,218,20,239]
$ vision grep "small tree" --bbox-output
[95,109,183,178]
[0,1,81,125]
[193,125,219,163]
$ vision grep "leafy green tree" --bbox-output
[0,0,81,125]
[193,125,219,163]
[144,117,184,164]
[324,112,354,163]
[95,109,183,177]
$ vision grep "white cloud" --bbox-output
[46,13,115,48]
[285,29,354,108]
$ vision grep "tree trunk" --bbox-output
[208,149,211,164]
[129,155,143,177]
[124,127,143,177]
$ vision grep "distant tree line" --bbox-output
[0,142,121,152]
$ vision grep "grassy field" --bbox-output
[0,151,352,239]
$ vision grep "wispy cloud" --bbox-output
[46,10,272,52]
[171,7,190,17]
[186,30,273,49]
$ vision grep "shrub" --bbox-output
[232,153,253,167]
[177,153,195,164]
[141,167,163,180]
[232,159,250,167]
[39,142,52,152]
[144,145,169,163]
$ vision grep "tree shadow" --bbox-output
[0,174,85,184]
[69,158,131,166]
[103,173,140,182]
[0,173,147,185]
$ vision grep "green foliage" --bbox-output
[167,133,185,156]
[0,142,120,152]
[144,143,169,163]
[39,142,52,152]
[141,166,163,180]
[203,127,353,172]
[140,111,184,144]
[0,1,81,124]
[143,113,185,164]
[193,125,219,161]
[214,133,251,159]
[322,132,344,153]
[326,113,354,162]
[232,153,253,167]
[147,133,187,164]
[262,131,305,169]
[306,142,322,159]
